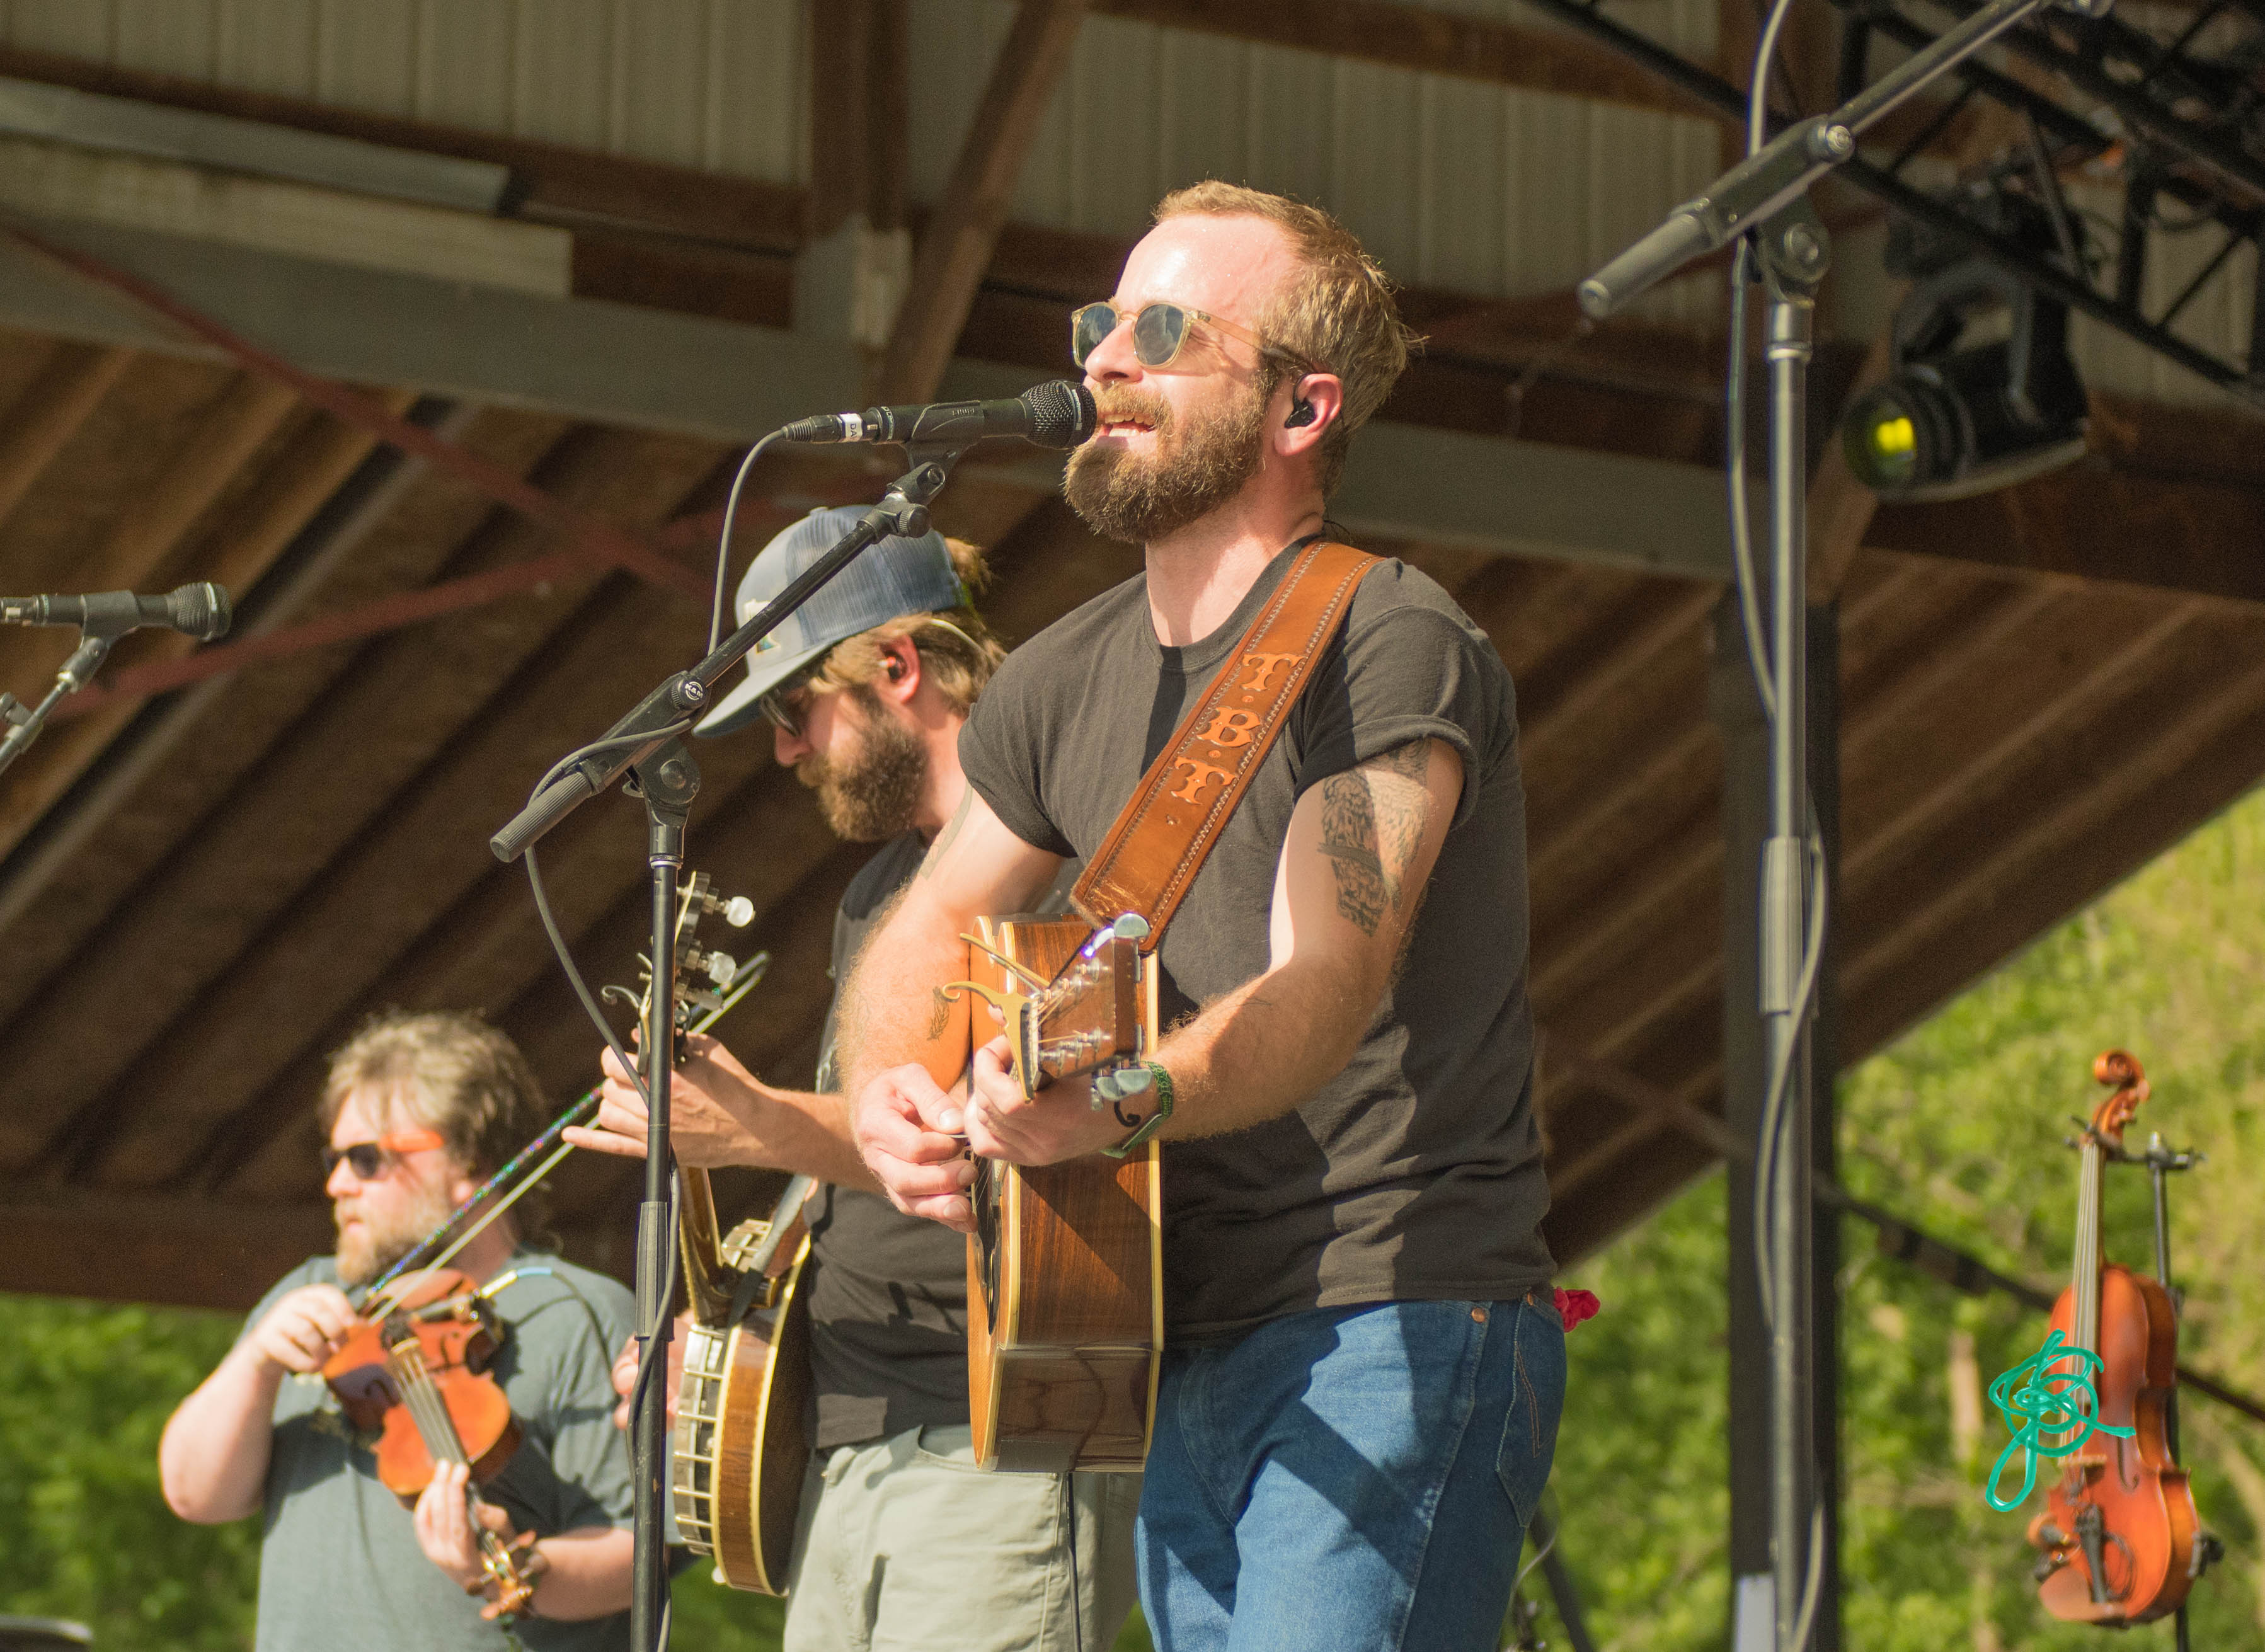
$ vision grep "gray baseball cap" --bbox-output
[696,505,967,738]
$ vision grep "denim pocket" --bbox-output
[1495,1299,1568,1530]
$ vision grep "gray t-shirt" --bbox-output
[239,1252,636,1652]
[958,543,1554,1341]
[803,834,1079,1448]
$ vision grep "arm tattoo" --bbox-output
[1376,739,1432,779]
[926,986,955,1040]
[918,787,977,879]
[1316,742,1436,937]
[1317,774,1388,936]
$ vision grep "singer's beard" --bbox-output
[334,1182,456,1288]
[1064,378,1270,546]
[796,691,929,843]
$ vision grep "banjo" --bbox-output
[670,1167,815,1595]
[609,870,817,1595]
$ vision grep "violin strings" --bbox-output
[386,1341,473,1470]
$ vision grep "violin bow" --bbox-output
[365,958,769,1305]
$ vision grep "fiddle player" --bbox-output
[159,1011,638,1647]
[842,182,1565,1651]
[566,510,1138,1650]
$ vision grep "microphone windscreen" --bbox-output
[1021,381,1098,449]
[169,581,232,641]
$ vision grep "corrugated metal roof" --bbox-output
[909,0,1721,326]
[1,0,808,180]
[6,1,1723,325]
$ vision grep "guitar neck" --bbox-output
[678,1167,738,1327]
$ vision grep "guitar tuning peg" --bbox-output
[704,952,738,987]
[721,895,755,928]
[1112,914,1151,942]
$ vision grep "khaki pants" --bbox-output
[781,1424,1141,1652]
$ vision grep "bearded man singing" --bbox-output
[566,510,1139,1651]
[159,1011,637,1649]
[841,181,1565,1652]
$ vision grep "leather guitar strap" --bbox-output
[1072,537,1377,944]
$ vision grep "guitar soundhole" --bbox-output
[972,1157,1002,1332]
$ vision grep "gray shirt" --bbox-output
[803,835,1079,1448]
[958,544,1554,1341]
[239,1253,635,1652]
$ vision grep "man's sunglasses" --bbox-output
[1070,301,1314,374]
[322,1129,444,1181]
[757,658,829,741]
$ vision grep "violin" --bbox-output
[322,1268,541,1622]
[2026,1050,2199,1624]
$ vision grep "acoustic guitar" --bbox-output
[951,912,1163,1474]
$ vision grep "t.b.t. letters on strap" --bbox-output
[1072,539,1377,942]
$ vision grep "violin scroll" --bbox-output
[2089,1049,2149,1149]
[473,1526,545,1622]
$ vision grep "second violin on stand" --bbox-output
[2026,1050,2213,1629]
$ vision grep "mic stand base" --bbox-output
[628,738,699,1652]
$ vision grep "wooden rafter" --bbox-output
[0,342,134,524]
[0,394,435,949]
[1091,0,1720,123]
[871,0,1091,404]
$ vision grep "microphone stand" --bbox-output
[1578,1,2106,1646]
[0,631,115,777]
[491,440,972,1652]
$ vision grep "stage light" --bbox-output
[1842,200,2089,502]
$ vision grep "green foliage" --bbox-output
[1526,785,2265,1650]
[668,1565,786,1648]
[0,1294,258,1649]
[1539,1176,1733,1649]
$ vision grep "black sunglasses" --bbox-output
[1070,301,1316,374]
[757,658,829,741]
[322,1129,444,1181]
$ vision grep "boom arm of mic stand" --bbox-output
[1577,0,2061,318]
[490,443,971,862]
[0,633,114,777]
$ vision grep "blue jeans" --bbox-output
[1137,1295,1566,1652]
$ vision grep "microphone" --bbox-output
[783,380,1097,450]
[0,582,232,641]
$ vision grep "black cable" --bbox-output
[626,1171,683,1432]
[1724,241,1776,725]
[707,432,785,654]
[1063,1474,1085,1652]
[519,719,692,1120]
[526,842,653,1117]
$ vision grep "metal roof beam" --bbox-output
[0,213,1742,580]
[1090,0,1721,122]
